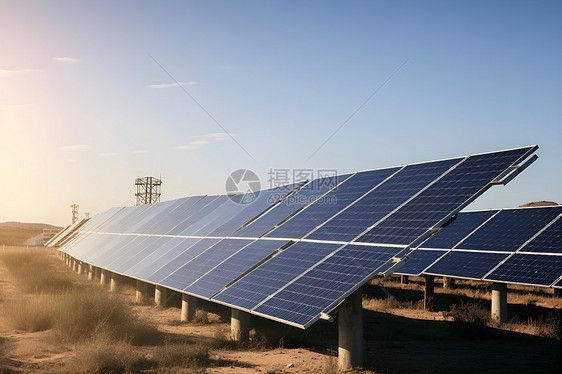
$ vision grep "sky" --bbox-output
[0,0,561,227]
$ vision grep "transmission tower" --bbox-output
[70,204,79,224]
[135,177,162,205]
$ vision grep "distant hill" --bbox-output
[518,201,559,208]
[0,222,62,246]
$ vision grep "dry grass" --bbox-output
[0,249,73,293]
[362,295,424,311]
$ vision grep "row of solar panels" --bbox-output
[397,205,562,288]
[51,146,538,328]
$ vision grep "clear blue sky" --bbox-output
[1,0,560,226]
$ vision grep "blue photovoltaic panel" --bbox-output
[181,200,247,236]
[425,251,509,279]
[146,238,221,283]
[485,253,562,286]
[143,196,204,234]
[100,236,156,270]
[208,183,303,237]
[517,214,562,254]
[167,196,227,235]
[160,239,254,292]
[130,198,190,234]
[357,147,535,245]
[112,236,172,273]
[555,279,562,288]
[233,175,351,238]
[395,249,447,276]
[101,205,153,233]
[154,196,216,235]
[457,207,561,252]
[80,235,137,264]
[185,239,289,298]
[265,168,401,240]
[213,242,342,311]
[306,159,461,242]
[130,238,200,279]
[421,210,498,249]
[253,244,399,327]
[117,202,174,233]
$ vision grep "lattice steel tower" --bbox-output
[135,177,162,205]
[70,204,79,224]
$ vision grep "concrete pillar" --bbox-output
[100,269,109,286]
[181,294,197,322]
[135,280,148,304]
[424,275,435,311]
[338,288,363,371]
[554,288,562,297]
[231,308,250,342]
[155,286,167,307]
[72,259,78,272]
[88,265,94,281]
[491,282,508,323]
[110,273,119,292]
[400,275,409,285]
[77,262,83,274]
[443,277,455,289]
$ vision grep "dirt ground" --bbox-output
[0,250,561,373]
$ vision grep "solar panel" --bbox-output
[166,196,227,235]
[233,174,352,238]
[421,210,498,249]
[159,238,254,292]
[305,158,462,242]
[143,196,205,234]
[518,214,562,254]
[424,251,510,280]
[264,167,401,240]
[130,238,201,279]
[55,146,542,330]
[185,239,289,298]
[395,249,447,276]
[112,236,172,273]
[484,253,562,286]
[213,241,342,311]
[357,147,535,245]
[456,207,561,251]
[253,244,400,328]
[146,238,221,283]
[208,183,304,237]
[153,196,216,235]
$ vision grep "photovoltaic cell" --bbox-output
[456,207,561,252]
[213,242,342,311]
[253,244,399,327]
[306,158,461,242]
[167,196,227,235]
[112,236,172,273]
[130,238,200,279]
[146,238,221,283]
[485,253,562,286]
[208,183,303,237]
[357,147,534,245]
[425,251,510,279]
[421,210,497,249]
[154,196,217,235]
[395,249,447,276]
[234,174,351,238]
[265,168,401,240]
[143,196,204,234]
[518,214,562,254]
[160,239,253,292]
[185,239,288,299]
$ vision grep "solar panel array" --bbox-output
[50,146,540,328]
[397,205,562,288]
